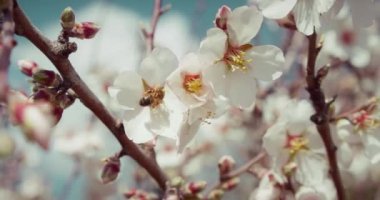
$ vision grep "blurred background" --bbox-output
[3,0,285,199]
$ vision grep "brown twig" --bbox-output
[12,1,168,190]
[206,152,266,196]
[220,151,266,182]
[0,0,15,103]
[141,0,170,52]
[305,33,345,200]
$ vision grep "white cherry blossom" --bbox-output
[256,0,336,35]
[336,99,380,164]
[111,47,178,143]
[263,100,329,187]
[200,5,284,108]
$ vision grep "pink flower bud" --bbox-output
[101,155,121,184]
[218,155,235,175]
[71,22,100,39]
[185,181,207,194]
[215,5,231,30]
[33,88,54,102]
[56,93,76,109]
[32,70,62,87]
[221,177,240,191]
[8,91,54,150]
[18,60,39,77]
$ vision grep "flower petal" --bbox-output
[247,45,284,81]
[123,108,154,143]
[113,71,144,110]
[139,47,178,86]
[147,106,170,135]
[257,0,297,19]
[295,152,328,186]
[227,6,263,46]
[177,120,202,153]
[203,62,227,97]
[199,28,228,61]
[225,71,257,108]
[293,1,320,35]
[263,122,287,158]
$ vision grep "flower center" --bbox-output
[285,134,309,159]
[139,81,165,109]
[352,110,380,132]
[223,44,253,72]
[340,30,356,46]
[183,74,203,94]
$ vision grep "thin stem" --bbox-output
[305,32,345,200]
[142,0,170,52]
[220,151,266,181]
[13,1,168,190]
[206,152,265,196]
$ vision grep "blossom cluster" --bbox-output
[111,5,285,152]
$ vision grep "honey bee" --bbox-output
[139,96,153,107]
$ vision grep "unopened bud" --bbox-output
[32,70,62,87]
[208,189,224,200]
[52,106,64,125]
[185,181,207,194]
[60,7,75,30]
[18,60,39,77]
[218,155,235,175]
[214,5,231,30]
[170,176,184,187]
[33,88,54,102]
[101,155,120,184]
[221,177,240,191]
[12,102,53,150]
[56,93,76,109]
[71,22,100,39]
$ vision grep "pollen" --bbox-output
[352,110,380,132]
[183,74,203,94]
[285,133,309,160]
[224,44,253,72]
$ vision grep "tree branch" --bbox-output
[13,1,168,190]
[305,32,345,200]
[141,0,170,52]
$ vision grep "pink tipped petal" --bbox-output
[257,0,297,19]
[226,6,263,47]
[139,47,178,86]
[248,45,284,81]
[225,70,257,108]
